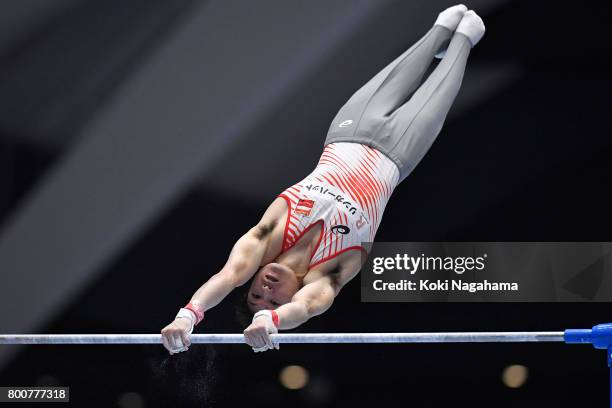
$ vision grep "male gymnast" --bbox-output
[161,5,485,354]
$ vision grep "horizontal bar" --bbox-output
[0,332,565,345]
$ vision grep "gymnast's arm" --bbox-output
[186,199,285,310]
[160,199,285,354]
[189,226,271,309]
[275,276,340,329]
[276,256,362,329]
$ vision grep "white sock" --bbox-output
[434,4,467,59]
[456,10,486,47]
[434,4,468,31]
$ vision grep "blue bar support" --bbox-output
[565,323,612,407]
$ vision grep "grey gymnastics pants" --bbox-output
[324,25,471,183]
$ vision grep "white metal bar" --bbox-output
[0,332,565,345]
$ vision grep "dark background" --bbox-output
[0,0,611,407]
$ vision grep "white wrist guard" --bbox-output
[251,310,279,352]
[175,308,196,335]
[253,309,280,328]
[252,310,280,341]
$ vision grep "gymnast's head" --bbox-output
[246,262,300,312]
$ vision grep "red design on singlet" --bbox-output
[278,142,399,268]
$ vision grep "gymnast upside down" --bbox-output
[161,5,485,354]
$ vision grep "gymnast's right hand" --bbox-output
[161,308,195,355]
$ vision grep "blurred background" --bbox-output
[0,0,611,407]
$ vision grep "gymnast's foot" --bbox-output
[434,4,468,31]
[434,4,467,58]
[456,10,486,47]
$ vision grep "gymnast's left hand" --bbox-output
[243,311,279,352]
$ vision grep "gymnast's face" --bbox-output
[247,263,299,312]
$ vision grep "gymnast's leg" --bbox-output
[325,4,468,144]
[385,10,486,182]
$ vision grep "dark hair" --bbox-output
[234,289,252,328]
